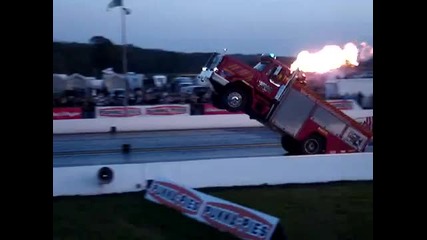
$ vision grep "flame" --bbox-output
[290,42,373,74]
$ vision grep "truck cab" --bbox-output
[198,53,304,120]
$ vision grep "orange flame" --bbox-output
[290,42,373,74]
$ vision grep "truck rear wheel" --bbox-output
[301,135,326,155]
[222,87,248,112]
[281,134,300,155]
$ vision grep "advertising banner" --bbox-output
[143,104,190,116]
[95,105,190,118]
[95,106,144,118]
[145,179,285,240]
[53,107,82,120]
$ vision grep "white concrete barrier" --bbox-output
[53,114,261,134]
[53,110,373,134]
[53,153,373,197]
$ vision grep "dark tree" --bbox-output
[53,40,373,77]
[89,36,118,78]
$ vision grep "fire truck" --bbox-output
[198,53,373,155]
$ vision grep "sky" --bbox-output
[53,0,373,56]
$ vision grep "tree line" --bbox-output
[53,36,372,78]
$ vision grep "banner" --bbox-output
[203,103,243,115]
[53,107,82,120]
[145,179,285,240]
[95,104,190,118]
[95,106,143,118]
[143,104,190,116]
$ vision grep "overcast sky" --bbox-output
[53,0,373,56]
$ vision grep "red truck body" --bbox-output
[198,53,373,155]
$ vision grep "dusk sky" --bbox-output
[53,0,373,56]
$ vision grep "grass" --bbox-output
[53,181,372,240]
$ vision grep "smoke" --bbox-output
[326,69,347,79]
[305,68,347,84]
[358,42,373,62]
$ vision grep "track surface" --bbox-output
[53,127,372,167]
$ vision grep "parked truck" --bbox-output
[198,53,373,155]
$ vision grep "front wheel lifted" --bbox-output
[222,87,249,112]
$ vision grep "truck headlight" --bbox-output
[202,67,207,71]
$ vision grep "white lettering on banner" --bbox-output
[53,107,82,120]
[144,179,281,240]
[143,104,190,116]
[95,105,190,118]
[202,202,272,240]
[96,106,143,118]
[146,180,202,215]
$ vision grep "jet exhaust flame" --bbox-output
[290,42,373,74]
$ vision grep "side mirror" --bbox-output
[97,167,114,185]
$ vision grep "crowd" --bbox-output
[52,87,211,118]
[53,87,211,106]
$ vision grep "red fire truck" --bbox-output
[198,53,373,155]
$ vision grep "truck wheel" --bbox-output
[222,87,248,112]
[281,134,300,155]
[301,135,326,155]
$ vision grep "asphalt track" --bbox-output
[53,127,373,167]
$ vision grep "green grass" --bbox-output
[53,181,372,240]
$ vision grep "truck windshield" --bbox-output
[253,62,268,72]
[211,55,222,68]
[205,53,222,70]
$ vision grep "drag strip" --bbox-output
[53,127,372,167]
[53,127,283,167]
[53,127,278,153]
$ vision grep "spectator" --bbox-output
[82,98,96,118]
[134,89,144,105]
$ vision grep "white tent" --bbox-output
[103,72,145,91]
[325,78,373,98]
[103,73,126,91]
[53,74,67,93]
[66,73,89,90]
[89,79,104,89]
